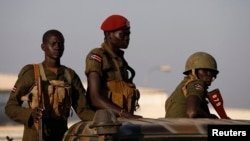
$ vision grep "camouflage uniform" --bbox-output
[5,64,95,141]
[165,76,210,118]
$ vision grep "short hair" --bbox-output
[42,29,64,43]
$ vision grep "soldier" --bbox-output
[85,14,142,119]
[5,29,95,141]
[165,51,220,118]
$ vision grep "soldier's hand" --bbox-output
[119,110,143,119]
[31,107,43,122]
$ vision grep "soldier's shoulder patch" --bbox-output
[89,53,102,63]
[12,86,17,93]
[194,83,203,90]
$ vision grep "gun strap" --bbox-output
[36,63,71,84]
[33,64,40,81]
[111,57,135,82]
[36,63,47,81]
[33,64,41,133]
[33,64,46,110]
[112,58,123,81]
[182,69,198,97]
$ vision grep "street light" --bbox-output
[143,65,171,87]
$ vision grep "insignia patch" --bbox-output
[90,54,102,63]
[194,83,203,90]
[12,86,16,93]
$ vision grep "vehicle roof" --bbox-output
[63,110,250,141]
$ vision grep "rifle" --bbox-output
[33,64,44,141]
[37,75,44,141]
[207,88,229,119]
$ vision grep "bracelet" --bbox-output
[119,109,125,117]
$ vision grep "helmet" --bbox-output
[183,52,219,75]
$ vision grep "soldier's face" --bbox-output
[42,35,64,59]
[110,28,130,49]
[197,69,216,87]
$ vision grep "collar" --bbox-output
[101,42,124,58]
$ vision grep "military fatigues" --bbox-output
[85,43,135,109]
[5,64,95,141]
[165,76,210,118]
[85,43,132,82]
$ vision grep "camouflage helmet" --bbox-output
[183,52,219,75]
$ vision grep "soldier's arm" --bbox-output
[87,72,142,119]
[186,95,218,118]
[87,72,121,112]
[70,70,95,121]
[5,65,35,126]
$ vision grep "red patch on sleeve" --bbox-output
[90,54,102,63]
[12,86,16,93]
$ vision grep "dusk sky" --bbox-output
[1,0,250,109]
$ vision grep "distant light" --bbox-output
[160,65,171,72]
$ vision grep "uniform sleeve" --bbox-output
[186,79,205,100]
[85,48,103,76]
[69,69,95,121]
[5,64,35,126]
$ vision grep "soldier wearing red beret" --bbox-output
[85,14,142,119]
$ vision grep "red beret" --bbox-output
[101,15,130,32]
